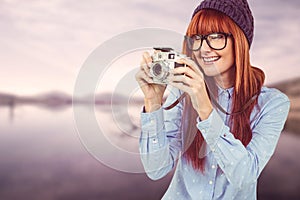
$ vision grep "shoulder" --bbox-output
[259,86,290,104]
[250,86,290,128]
[257,86,290,113]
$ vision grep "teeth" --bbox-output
[203,56,219,62]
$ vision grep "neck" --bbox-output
[214,66,235,89]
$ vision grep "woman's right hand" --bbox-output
[135,51,166,112]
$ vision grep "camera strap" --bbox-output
[163,91,259,116]
[164,92,188,111]
[210,92,258,116]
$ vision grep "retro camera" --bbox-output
[150,47,186,84]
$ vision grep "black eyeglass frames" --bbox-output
[185,32,232,51]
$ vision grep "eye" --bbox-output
[209,33,225,40]
[192,35,202,40]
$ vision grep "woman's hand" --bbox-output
[168,58,213,120]
[135,52,166,112]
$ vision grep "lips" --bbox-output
[202,56,220,63]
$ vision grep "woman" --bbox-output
[135,0,290,199]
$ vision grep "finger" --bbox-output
[142,52,152,64]
[176,57,203,77]
[135,69,145,83]
[168,81,191,94]
[171,66,198,79]
[170,66,205,87]
[135,69,153,85]
[168,74,194,87]
[140,61,151,76]
[140,52,153,76]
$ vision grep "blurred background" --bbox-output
[0,0,299,199]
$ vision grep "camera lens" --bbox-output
[152,63,162,76]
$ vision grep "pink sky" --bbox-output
[0,0,299,96]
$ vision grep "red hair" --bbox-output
[182,9,265,172]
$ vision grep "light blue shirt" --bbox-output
[139,86,290,200]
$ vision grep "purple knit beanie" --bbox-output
[192,0,254,47]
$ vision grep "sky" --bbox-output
[0,0,299,96]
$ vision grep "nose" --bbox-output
[201,39,212,52]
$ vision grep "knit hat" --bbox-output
[192,0,254,47]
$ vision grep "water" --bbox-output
[0,105,171,200]
[1,105,300,200]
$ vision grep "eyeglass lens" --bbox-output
[186,33,229,51]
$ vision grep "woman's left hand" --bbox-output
[168,58,213,120]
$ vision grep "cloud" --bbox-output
[249,0,300,84]
[0,0,299,94]
[0,0,196,95]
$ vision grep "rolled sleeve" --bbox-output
[140,107,166,152]
[196,109,225,150]
[139,88,184,180]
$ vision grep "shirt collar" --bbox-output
[217,85,234,99]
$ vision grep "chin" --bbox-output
[200,64,222,77]
[203,70,221,77]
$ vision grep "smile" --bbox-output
[202,56,220,63]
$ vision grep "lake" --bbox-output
[0,104,299,200]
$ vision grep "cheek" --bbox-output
[225,52,235,67]
[192,52,204,67]
[222,43,235,67]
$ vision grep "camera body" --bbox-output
[150,47,186,84]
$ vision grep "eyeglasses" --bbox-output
[185,32,232,51]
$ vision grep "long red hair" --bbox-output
[181,9,265,172]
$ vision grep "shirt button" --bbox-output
[209,180,213,185]
[152,138,158,144]
[212,165,216,169]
